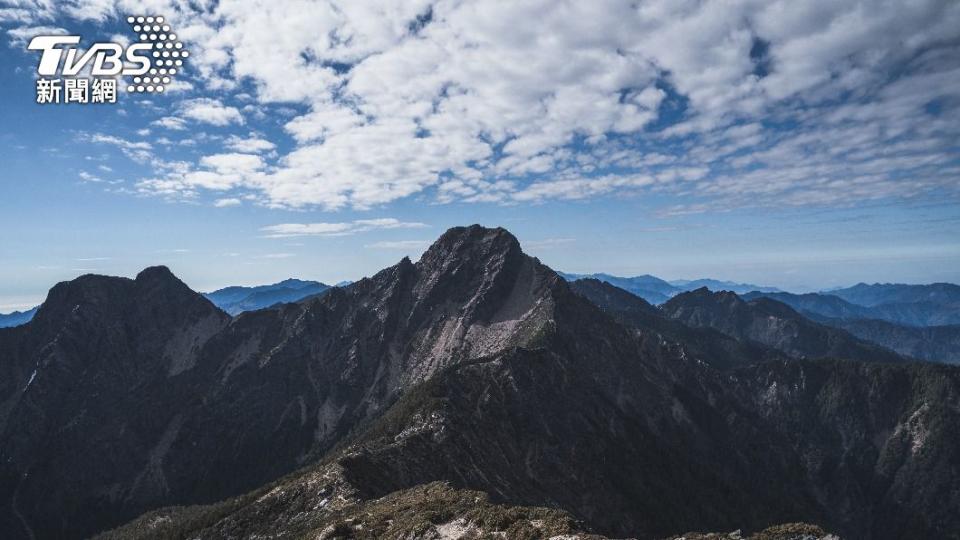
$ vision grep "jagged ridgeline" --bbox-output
[1,226,957,540]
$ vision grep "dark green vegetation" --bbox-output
[1,226,958,539]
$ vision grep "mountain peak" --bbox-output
[430,224,518,251]
[135,265,178,283]
[134,265,200,300]
[418,225,521,274]
[669,286,744,307]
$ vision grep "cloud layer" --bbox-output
[6,0,960,213]
[260,218,428,238]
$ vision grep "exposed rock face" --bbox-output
[662,288,907,364]
[2,226,958,540]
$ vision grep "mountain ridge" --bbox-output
[662,287,908,364]
[1,226,958,539]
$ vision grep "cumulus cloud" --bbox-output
[152,117,187,130]
[179,98,244,126]
[261,218,428,238]
[213,197,242,207]
[87,133,153,163]
[225,133,276,153]
[5,24,67,47]
[12,0,960,213]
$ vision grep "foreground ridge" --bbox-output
[98,478,837,540]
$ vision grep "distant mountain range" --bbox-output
[558,272,680,303]
[203,278,332,315]
[2,226,958,539]
[0,307,37,329]
[558,272,780,304]
[830,282,960,307]
[661,287,908,364]
[742,289,960,364]
[746,285,960,327]
[5,274,955,328]
[669,278,782,294]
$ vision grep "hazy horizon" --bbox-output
[3,222,957,312]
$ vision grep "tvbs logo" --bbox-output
[27,15,188,104]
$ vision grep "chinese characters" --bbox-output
[36,78,117,104]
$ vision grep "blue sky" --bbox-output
[1,0,959,311]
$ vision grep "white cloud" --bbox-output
[200,153,264,174]
[261,218,428,238]
[179,98,244,126]
[162,79,194,94]
[18,0,960,213]
[78,171,103,183]
[213,197,242,207]
[152,117,188,130]
[87,133,153,163]
[6,25,67,47]
[225,133,276,153]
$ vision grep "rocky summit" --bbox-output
[1,226,958,540]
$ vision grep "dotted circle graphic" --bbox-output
[125,15,189,94]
